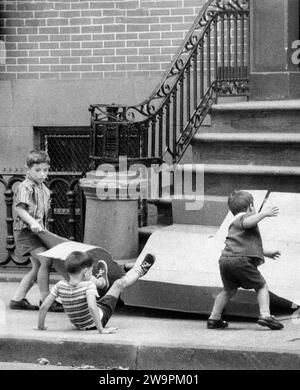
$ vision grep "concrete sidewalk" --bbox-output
[1,278,300,370]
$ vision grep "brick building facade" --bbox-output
[0,0,204,168]
[0,0,205,263]
[0,0,203,81]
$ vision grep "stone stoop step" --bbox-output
[192,133,300,167]
[209,99,300,133]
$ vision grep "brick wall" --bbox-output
[0,0,205,80]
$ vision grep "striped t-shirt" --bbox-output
[50,280,103,330]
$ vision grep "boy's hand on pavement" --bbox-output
[263,206,279,218]
[30,220,44,233]
[99,327,118,334]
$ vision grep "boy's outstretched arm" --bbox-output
[37,294,56,330]
[263,249,281,260]
[243,206,279,229]
[87,294,117,335]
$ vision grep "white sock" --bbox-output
[260,310,270,318]
[209,313,221,321]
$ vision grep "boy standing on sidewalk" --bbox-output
[38,252,155,333]
[9,150,65,312]
[207,190,284,330]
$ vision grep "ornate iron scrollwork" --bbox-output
[90,0,250,164]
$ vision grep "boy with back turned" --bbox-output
[207,190,284,330]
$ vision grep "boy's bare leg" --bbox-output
[209,289,237,320]
[119,267,143,287]
[256,284,270,317]
[30,247,52,301]
[256,284,284,330]
[103,254,156,299]
[12,256,40,301]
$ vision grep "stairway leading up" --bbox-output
[139,99,300,250]
[190,99,300,196]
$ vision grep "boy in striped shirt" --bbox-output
[38,251,155,334]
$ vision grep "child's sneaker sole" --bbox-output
[139,253,156,276]
[258,316,284,330]
[95,260,109,289]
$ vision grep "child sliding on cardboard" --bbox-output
[38,252,155,333]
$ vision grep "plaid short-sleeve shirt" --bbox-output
[14,175,50,231]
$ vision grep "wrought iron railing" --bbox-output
[89,0,250,168]
[0,169,149,269]
[0,169,84,268]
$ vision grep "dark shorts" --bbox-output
[97,294,118,327]
[219,256,266,291]
[15,229,46,257]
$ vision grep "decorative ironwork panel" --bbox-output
[38,127,91,172]
[0,170,84,269]
[37,127,89,243]
[89,0,250,166]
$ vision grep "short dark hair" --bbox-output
[65,251,94,274]
[227,190,254,215]
[26,150,50,168]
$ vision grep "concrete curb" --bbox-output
[0,338,137,370]
[1,337,300,370]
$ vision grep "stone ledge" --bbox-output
[138,225,166,237]
[212,99,300,112]
[0,269,61,284]
[192,133,300,144]
[182,164,300,176]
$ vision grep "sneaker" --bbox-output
[139,253,156,276]
[257,315,284,330]
[9,298,39,311]
[95,260,109,289]
[207,319,229,329]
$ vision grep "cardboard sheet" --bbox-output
[122,191,272,317]
[258,192,300,305]
[40,241,99,260]
[37,230,125,289]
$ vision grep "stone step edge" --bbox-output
[192,133,300,144]
[175,164,300,176]
[139,224,220,238]
[212,99,300,112]
[145,195,227,209]
[138,225,167,237]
